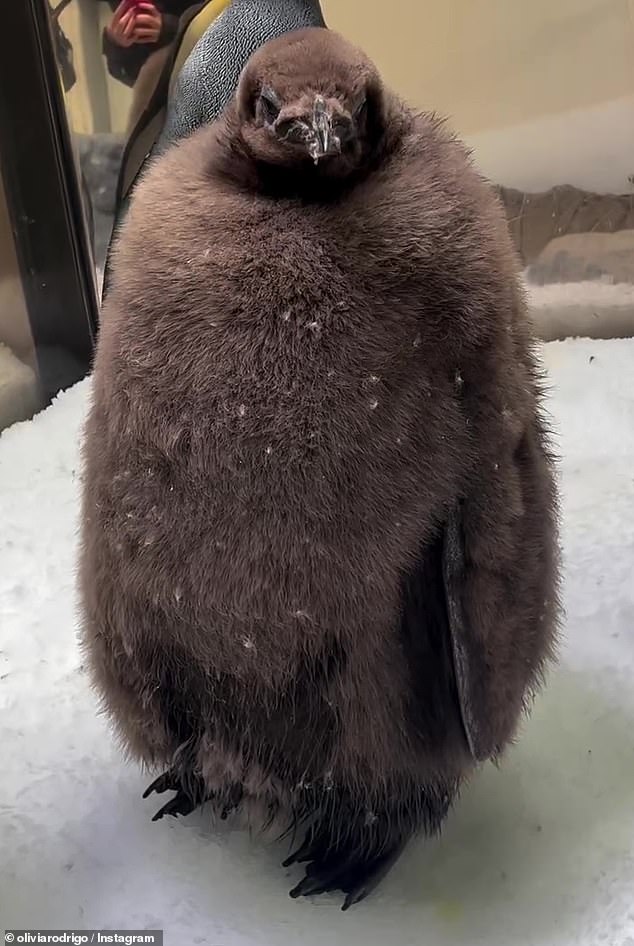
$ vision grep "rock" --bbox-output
[495,184,634,264]
[526,230,634,285]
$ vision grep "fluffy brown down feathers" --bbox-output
[80,27,559,908]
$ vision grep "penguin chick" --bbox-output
[80,27,560,910]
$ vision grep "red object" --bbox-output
[120,0,151,11]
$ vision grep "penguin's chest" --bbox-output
[116,308,468,655]
[183,317,444,531]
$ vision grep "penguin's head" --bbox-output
[235,28,386,178]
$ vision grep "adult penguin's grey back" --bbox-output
[156,0,326,154]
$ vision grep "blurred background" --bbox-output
[1,0,634,432]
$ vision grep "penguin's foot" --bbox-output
[143,770,246,823]
[285,829,406,910]
[143,768,208,822]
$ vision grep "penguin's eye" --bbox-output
[259,86,282,125]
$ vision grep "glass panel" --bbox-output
[48,0,200,281]
[0,177,43,432]
[1,0,99,429]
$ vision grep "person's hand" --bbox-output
[132,3,163,44]
[105,1,137,47]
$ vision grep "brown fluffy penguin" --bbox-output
[79,27,559,910]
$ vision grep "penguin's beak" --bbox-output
[308,95,341,162]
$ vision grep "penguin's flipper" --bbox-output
[441,419,558,763]
[441,506,498,762]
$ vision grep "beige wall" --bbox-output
[323,0,634,192]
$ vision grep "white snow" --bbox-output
[524,279,634,342]
[1,338,634,945]
[527,279,634,311]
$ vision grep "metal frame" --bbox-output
[0,0,99,402]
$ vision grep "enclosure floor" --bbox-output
[1,338,633,946]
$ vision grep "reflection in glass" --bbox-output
[0,177,43,431]
[49,0,198,276]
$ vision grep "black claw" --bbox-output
[283,852,301,869]
[342,885,371,911]
[219,784,244,821]
[283,838,313,868]
[146,772,239,826]
[143,771,178,799]
[287,835,407,909]
[219,806,237,820]
[151,798,179,822]
[290,874,324,899]
[151,802,174,822]
[283,826,329,868]
[151,791,197,822]
[340,844,406,910]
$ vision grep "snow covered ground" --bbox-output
[1,337,633,945]
[526,280,634,342]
